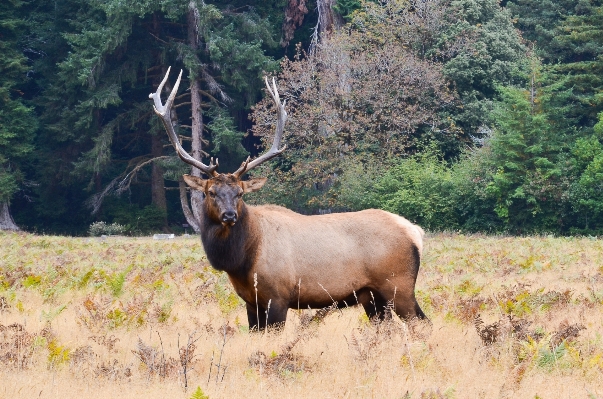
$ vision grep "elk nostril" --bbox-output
[222,211,237,222]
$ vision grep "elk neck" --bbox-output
[199,198,259,278]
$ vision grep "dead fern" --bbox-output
[124,294,153,325]
[70,345,96,375]
[248,321,313,378]
[420,388,448,399]
[76,295,112,332]
[89,334,120,352]
[94,359,132,380]
[39,322,56,342]
[348,327,380,361]
[456,297,485,323]
[499,360,531,398]
[0,323,35,369]
[298,303,337,330]
[203,322,215,334]
[132,338,160,377]
[179,343,197,368]
[131,337,180,379]
[191,278,215,305]
[248,347,311,378]
[2,266,28,288]
[474,314,503,345]
[0,296,9,313]
[550,320,585,349]
[406,317,433,341]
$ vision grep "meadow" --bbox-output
[1,231,602,399]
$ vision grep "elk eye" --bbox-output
[208,192,216,198]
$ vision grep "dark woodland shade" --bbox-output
[2,0,603,235]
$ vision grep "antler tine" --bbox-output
[267,76,286,109]
[149,68,218,177]
[233,156,251,177]
[149,66,172,112]
[233,76,288,178]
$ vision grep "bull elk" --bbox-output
[150,68,427,330]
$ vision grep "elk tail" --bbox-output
[411,244,421,277]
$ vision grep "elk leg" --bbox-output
[265,301,288,329]
[359,290,391,321]
[392,294,427,321]
[246,302,266,332]
[378,277,427,321]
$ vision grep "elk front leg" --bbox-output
[246,302,266,332]
[265,301,288,330]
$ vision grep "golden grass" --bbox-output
[1,231,602,399]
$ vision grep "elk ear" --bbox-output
[183,174,209,191]
[241,178,267,193]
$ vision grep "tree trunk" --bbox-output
[317,0,343,36]
[179,177,200,232]
[189,76,205,226]
[187,1,205,231]
[151,132,168,229]
[0,202,19,231]
[310,0,343,52]
[149,14,169,231]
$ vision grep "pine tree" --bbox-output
[0,0,37,230]
[438,0,528,150]
[506,0,596,61]
[550,5,603,129]
[485,72,567,233]
[24,0,278,234]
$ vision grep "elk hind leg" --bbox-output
[376,280,427,321]
[358,289,391,321]
[391,293,426,321]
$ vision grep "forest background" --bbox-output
[1,0,603,236]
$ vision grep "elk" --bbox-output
[150,68,427,330]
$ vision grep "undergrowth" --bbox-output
[1,232,602,398]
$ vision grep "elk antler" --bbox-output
[233,77,288,178]
[149,67,219,177]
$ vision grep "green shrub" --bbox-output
[88,221,126,236]
[97,203,167,235]
[569,131,603,233]
[189,387,209,399]
[370,152,461,231]
[120,205,166,235]
[334,146,502,232]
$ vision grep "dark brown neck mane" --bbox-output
[199,200,258,278]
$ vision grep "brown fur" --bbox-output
[183,174,426,330]
[154,69,424,329]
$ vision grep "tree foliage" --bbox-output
[10,0,280,233]
[2,0,603,235]
[249,0,528,211]
[0,0,37,204]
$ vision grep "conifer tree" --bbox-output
[26,0,278,233]
[0,0,37,230]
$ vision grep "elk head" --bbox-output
[149,67,288,226]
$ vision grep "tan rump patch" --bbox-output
[392,214,424,254]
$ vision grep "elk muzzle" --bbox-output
[221,210,238,225]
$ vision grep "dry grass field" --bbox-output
[1,231,602,399]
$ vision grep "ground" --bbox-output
[1,232,602,398]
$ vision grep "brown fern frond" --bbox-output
[550,320,585,349]
[474,314,500,345]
